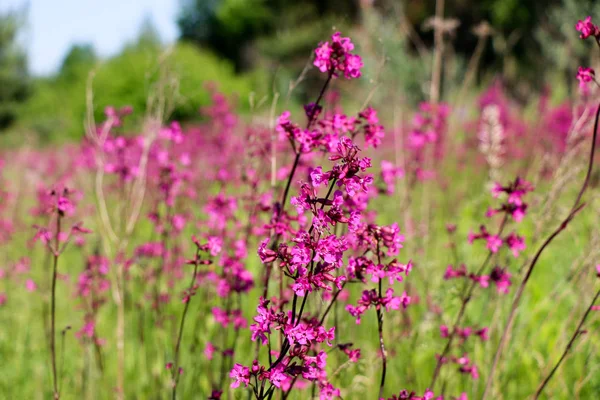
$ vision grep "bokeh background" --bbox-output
[1,0,599,143]
[1,1,600,400]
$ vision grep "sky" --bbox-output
[0,0,179,76]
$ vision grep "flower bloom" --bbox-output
[575,16,600,39]
[230,363,251,388]
[313,32,363,79]
[577,66,595,89]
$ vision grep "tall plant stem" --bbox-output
[50,214,62,400]
[481,103,599,399]
[260,69,335,299]
[429,214,508,389]
[375,240,387,399]
[533,287,600,399]
[252,71,335,387]
[430,0,445,104]
[171,252,200,400]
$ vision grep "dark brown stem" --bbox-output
[481,103,599,399]
[260,70,335,301]
[375,239,387,399]
[533,287,600,399]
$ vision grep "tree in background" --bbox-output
[0,9,30,130]
[58,44,97,81]
[178,0,579,99]
[536,0,600,97]
[13,17,263,142]
[177,0,271,71]
[177,0,359,72]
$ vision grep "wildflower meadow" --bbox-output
[1,7,600,400]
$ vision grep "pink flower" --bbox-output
[75,321,95,339]
[313,32,363,79]
[319,382,341,399]
[310,166,331,188]
[258,238,277,264]
[230,363,250,388]
[575,16,599,39]
[505,233,526,257]
[25,279,37,292]
[204,342,215,360]
[440,325,449,338]
[32,226,52,245]
[476,327,489,341]
[490,267,512,294]
[207,236,223,256]
[576,67,595,89]
[486,235,502,253]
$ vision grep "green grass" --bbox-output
[0,166,599,400]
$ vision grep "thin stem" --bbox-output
[259,69,334,304]
[533,287,600,399]
[219,296,233,388]
[50,214,62,400]
[319,282,346,325]
[376,239,387,399]
[481,103,599,399]
[267,178,339,374]
[376,306,387,399]
[430,0,445,104]
[171,251,200,400]
[430,214,508,389]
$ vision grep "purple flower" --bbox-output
[505,233,526,257]
[313,32,363,80]
[577,66,595,88]
[576,16,599,39]
[230,363,250,388]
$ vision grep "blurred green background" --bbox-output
[0,0,599,144]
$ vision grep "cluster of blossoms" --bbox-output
[444,264,511,294]
[229,32,415,399]
[102,135,143,182]
[383,388,468,400]
[11,23,597,400]
[276,106,384,155]
[32,187,91,252]
[74,255,111,345]
[467,178,533,257]
[0,160,13,246]
[166,236,221,385]
[464,178,533,290]
[406,102,450,181]
[575,17,600,92]
[436,325,490,380]
[380,160,405,195]
[430,177,533,393]
[313,32,363,79]
[576,16,600,40]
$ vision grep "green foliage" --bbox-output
[177,0,358,71]
[360,6,433,107]
[0,9,30,130]
[178,0,272,70]
[59,44,97,81]
[14,42,264,142]
[536,0,600,93]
